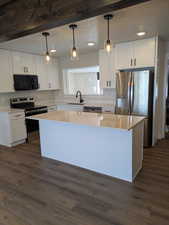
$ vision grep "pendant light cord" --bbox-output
[45,35,49,53]
[107,18,110,41]
[73,27,75,48]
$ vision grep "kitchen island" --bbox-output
[28,111,145,182]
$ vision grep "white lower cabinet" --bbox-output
[0,111,27,147]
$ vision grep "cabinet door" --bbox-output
[36,56,48,90]
[12,52,23,74]
[12,52,36,75]
[47,58,60,90]
[0,50,14,93]
[133,38,156,68]
[99,49,116,89]
[10,117,27,144]
[22,53,37,74]
[115,42,134,70]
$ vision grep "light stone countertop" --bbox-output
[55,102,114,107]
[0,107,24,113]
[27,110,145,130]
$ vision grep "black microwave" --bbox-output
[14,75,39,91]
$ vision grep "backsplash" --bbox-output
[0,90,58,107]
[55,88,116,105]
[0,89,116,108]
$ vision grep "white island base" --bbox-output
[36,112,144,183]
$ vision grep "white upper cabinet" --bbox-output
[36,56,48,90]
[0,49,14,93]
[115,37,156,70]
[99,49,116,89]
[47,58,60,90]
[12,51,37,75]
[115,42,133,70]
[36,55,60,90]
[133,38,156,68]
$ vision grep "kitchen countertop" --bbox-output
[27,110,145,130]
[0,107,24,113]
[55,102,114,107]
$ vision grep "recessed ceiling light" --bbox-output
[50,49,56,53]
[137,32,146,36]
[88,42,95,46]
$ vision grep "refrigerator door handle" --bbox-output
[131,73,135,114]
[129,73,132,114]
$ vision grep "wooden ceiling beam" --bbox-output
[0,0,151,42]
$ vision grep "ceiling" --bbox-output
[0,0,168,57]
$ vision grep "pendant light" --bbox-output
[42,32,50,63]
[104,14,113,53]
[69,24,79,60]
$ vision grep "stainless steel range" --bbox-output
[10,97,48,132]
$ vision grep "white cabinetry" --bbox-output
[47,58,60,90]
[12,51,37,75]
[36,56,60,90]
[115,37,156,70]
[115,42,133,70]
[0,49,14,93]
[0,111,27,147]
[57,104,83,112]
[36,56,48,90]
[133,38,156,68]
[99,49,116,89]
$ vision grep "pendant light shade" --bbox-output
[42,32,51,63]
[69,24,79,60]
[104,14,113,53]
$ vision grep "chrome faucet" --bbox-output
[76,90,84,103]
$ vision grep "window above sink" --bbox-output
[63,66,102,96]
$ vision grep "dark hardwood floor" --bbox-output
[0,133,169,225]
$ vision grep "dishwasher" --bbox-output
[83,106,102,113]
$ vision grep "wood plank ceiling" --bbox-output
[0,0,150,42]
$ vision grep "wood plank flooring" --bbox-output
[0,133,169,225]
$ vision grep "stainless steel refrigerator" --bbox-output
[115,70,154,147]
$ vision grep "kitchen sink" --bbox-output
[68,102,85,105]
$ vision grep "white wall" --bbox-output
[153,39,168,143]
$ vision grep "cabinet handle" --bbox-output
[24,66,28,73]
[106,81,109,87]
[109,81,111,87]
[134,58,136,66]
[130,59,133,67]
